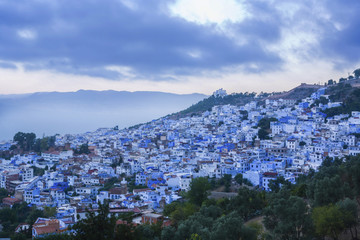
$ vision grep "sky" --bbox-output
[0,0,360,95]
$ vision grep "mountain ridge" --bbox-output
[0,90,207,141]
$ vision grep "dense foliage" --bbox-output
[324,83,360,118]
[257,117,277,140]
[171,92,256,118]
[74,143,90,155]
[0,201,56,239]
[12,132,57,153]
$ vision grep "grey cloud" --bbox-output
[0,0,283,79]
[1,0,358,79]
[318,0,360,66]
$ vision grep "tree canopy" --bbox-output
[187,177,211,206]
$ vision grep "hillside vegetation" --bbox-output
[266,83,322,100]
[169,83,323,119]
[324,83,360,118]
[169,92,257,119]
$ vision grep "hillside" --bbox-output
[169,92,257,119]
[266,83,322,100]
[323,83,360,117]
[168,83,324,120]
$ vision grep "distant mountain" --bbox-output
[0,90,207,141]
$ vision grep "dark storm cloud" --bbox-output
[1,0,358,79]
[0,0,283,79]
[263,0,360,67]
[318,0,360,66]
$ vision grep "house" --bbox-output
[19,167,34,182]
[179,175,192,191]
[166,175,180,190]
[109,187,126,200]
[24,188,41,203]
[15,223,31,233]
[1,172,19,191]
[286,137,299,151]
[32,218,67,238]
[41,151,61,162]
[243,171,262,187]
[75,187,93,196]
[2,197,22,207]
[262,172,278,191]
[141,213,164,224]
[116,163,132,176]
[57,204,78,222]
[50,188,66,206]
[96,191,109,204]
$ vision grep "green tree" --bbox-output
[44,206,57,218]
[257,117,276,129]
[353,68,360,79]
[11,233,28,240]
[175,213,212,240]
[312,204,345,240]
[257,117,277,140]
[0,202,36,237]
[99,177,120,191]
[187,177,211,206]
[227,188,264,220]
[291,183,307,198]
[344,156,360,201]
[312,176,345,206]
[170,202,198,226]
[234,173,243,185]
[339,77,347,83]
[199,205,222,220]
[163,201,181,217]
[337,198,358,239]
[75,143,90,154]
[210,211,256,240]
[13,132,36,151]
[26,208,44,225]
[50,163,58,171]
[246,222,265,240]
[0,188,9,201]
[221,174,232,192]
[31,166,45,176]
[258,128,269,140]
[71,203,116,240]
[264,194,313,240]
[242,178,253,186]
[40,138,49,151]
[268,176,291,193]
[135,223,162,240]
[115,223,138,240]
[161,226,176,240]
[189,233,202,240]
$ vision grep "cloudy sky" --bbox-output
[0,0,359,95]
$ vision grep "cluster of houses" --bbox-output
[1,86,360,237]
